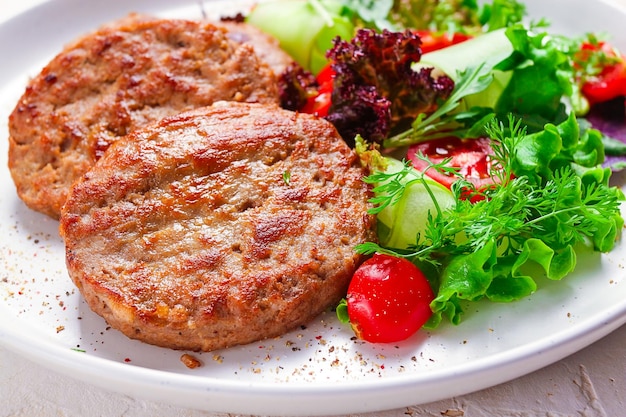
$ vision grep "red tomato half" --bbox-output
[347,254,434,343]
[578,41,626,105]
[407,136,496,190]
[415,30,472,53]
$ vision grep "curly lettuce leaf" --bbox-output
[510,112,606,181]
[326,28,455,145]
[492,24,574,128]
[426,168,621,328]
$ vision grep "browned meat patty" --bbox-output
[59,101,376,352]
[8,14,279,219]
[216,21,293,75]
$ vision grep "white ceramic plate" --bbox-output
[1,0,626,415]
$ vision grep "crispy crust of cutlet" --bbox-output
[9,15,279,219]
[59,101,376,352]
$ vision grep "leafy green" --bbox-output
[325,28,455,145]
[388,0,481,33]
[478,0,526,31]
[246,0,356,74]
[388,0,525,34]
[493,24,574,126]
[357,115,624,327]
[339,0,396,29]
[246,0,527,75]
[336,298,350,323]
[385,22,589,149]
[509,112,606,180]
[384,63,495,147]
[383,21,622,152]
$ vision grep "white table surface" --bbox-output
[2,1,626,416]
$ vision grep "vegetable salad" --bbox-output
[244,0,626,343]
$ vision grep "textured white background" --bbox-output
[1,1,626,416]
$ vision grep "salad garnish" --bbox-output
[246,0,626,342]
[357,115,623,328]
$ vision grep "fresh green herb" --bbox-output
[335,298,350,323]
[363,158,458,216]
[357,115,624,327]
[282,170,292,186]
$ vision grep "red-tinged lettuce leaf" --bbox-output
[278,63,319,111]
[584,97,626,171]
[325,28,455,146]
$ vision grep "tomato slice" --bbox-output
[346,253,434,343]
[414,30,472,53]
[578,41,626,105]
[407,136,497,191]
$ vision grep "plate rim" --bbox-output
[1,0,626,415]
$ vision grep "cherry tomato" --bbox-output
[578,41,626,105]
[414,30,472,53]
[301,63,335,117]
[346,253,434,343]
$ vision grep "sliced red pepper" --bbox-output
[301,63,335,117]
[414,30,472,53]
